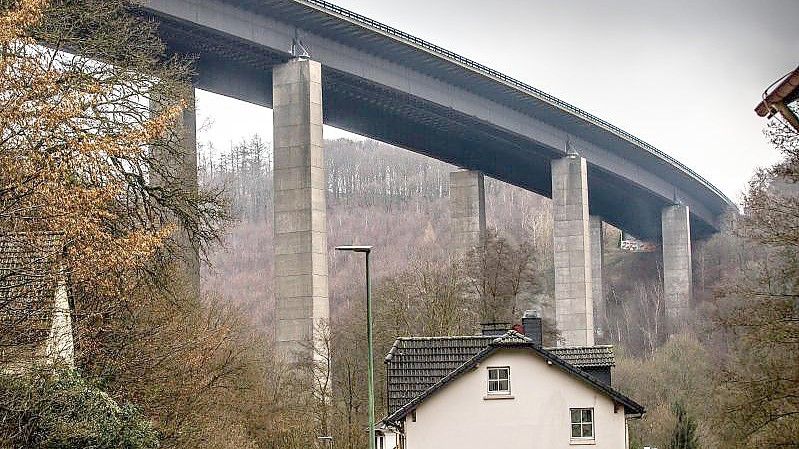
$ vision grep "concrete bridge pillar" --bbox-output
[449,170,486,253]
[661,204,692,327]
[589,216,605,340]
[150,86,200,296]
[552,155,594,347]
[272,58,329,363]
[179,87,199,296]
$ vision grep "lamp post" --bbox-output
[334,245,374,449]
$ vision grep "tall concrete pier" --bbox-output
[589,216,605,339]
[150,87,200,295]
[552,156,594,347]
[661,204,692,326]
[179,88,199,295]
[450,170,487,253]
[272,59,329,362]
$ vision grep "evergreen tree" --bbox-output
[670,400,699,449]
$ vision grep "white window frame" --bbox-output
[570,407,595,441]
[486,366,511,395]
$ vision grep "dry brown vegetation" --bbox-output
[0,1,245,447]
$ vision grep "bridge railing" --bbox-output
[299,0,733,206]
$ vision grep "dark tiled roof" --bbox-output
[384,331,644,423]
[0,233,64,357]
[385,335,493,414]
[547,345,615,368]
[384,333,615,414]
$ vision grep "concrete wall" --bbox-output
[272,59,329,363]
[403,349,628,449]
[661,204,692,326]
[450,170,486,253]
[551,156,594,346]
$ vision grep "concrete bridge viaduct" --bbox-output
[139,0,734,355]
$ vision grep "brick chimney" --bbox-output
[522,310,543,347]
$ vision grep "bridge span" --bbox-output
[139,0,734,352]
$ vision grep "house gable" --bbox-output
[384,336,615,415]
[402,348,629,449]
[385,332,643,424]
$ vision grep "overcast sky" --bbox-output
[195,0,799,202]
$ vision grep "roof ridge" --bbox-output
[550,344,614,350]
[489,329,532,345]
[394,335,493,340]
[385,335,493,362]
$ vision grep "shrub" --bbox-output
[0,368,159,449]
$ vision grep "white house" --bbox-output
[379,312,644,449]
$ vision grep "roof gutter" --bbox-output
[755,66,799,132]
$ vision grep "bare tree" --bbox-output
[464,231,539,324]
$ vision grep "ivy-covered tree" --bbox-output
[0,369,159,449]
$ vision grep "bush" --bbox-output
[0,368,159,449]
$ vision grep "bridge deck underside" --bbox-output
[154,13,719,240]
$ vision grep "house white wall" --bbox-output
[44,273,74,367]
[402,348,628,449]
[377,430,398,449]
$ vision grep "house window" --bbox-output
[487,366,510,394]
[570,408,594,439]
[376,434,385,449]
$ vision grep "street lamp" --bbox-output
[334,245,375,449]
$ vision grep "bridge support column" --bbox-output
[179,87,200,296]
[552,156,594,347]
[150,86,200,296]
[589,216,605,340]
[661,204,692,328]
[450,170,486,253]
[273,59,329,364]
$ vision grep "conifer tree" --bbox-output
[670,400,699,449]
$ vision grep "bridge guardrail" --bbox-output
[298,0,734,206]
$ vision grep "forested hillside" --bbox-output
[198,135,681,351]
[199,137,554,329]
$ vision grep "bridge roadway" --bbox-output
[141,0,733,240]
[138,0,734,351]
